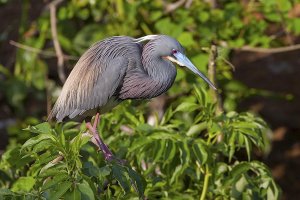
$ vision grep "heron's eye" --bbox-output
[172,49,178,54]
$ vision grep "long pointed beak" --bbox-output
[171,52,217,90]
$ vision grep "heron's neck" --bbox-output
[119,54,177,100]
[118,43,177,100]
[142,50,177,85]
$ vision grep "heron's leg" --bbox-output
[92,113,100,130]
[86,113,114,161]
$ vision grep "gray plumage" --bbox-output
[49,35,215,122]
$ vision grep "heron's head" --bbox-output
[155,35,217,90]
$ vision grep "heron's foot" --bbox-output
[88,131,126,164]
[86,122,113,160]
[86,115,126,164]
[103,152,126,165]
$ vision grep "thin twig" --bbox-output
[46,75,51,117]
[207,3,223,144]
[276,3,294,45]
[200,165,211,200]
[164,0,186,13]
[185,0,193,8]
[51,154,64,164]
[221,57,235,71]
[208,44,223,115]
[235,43,300,54]
[208,44,224,144]
[207,0,218,8]
[9,40,78,60]
[49,0,66,83]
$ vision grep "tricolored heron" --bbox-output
[48,35,216,160]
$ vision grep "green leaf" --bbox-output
[15,154,35,169]
[49,181,72,200]
[78,180,95,200]
[215,162,229,178]
[112,164,130,193]
[40,156,65,175]
[42,173,69,191]
[149,132,182,141]
[175,102,199,113]
[267,180,281,200]
[186,123,207,137]
[98,166,111,179]
[136,123,153,134]
[192,141,208,165]
[21,134,54,151]
[181,139,191,165]
[289,18,300,34]
[39,165,67,178]
[160,106,174,125]
[32,139,53,152]
[153,140,166,162]
[228,131,237,162]
[0,64,11,77]
[232,121,258,129]
[83,162,99,177]
[194,85,207,106]
[0,170,11,183]
[64,128,80,138]
[178,32,194,47]
[163,140,176,164]
[64,188,81,200]
[11,177,36,192]
[0,188,14,196]
[244,136,252,161]
[155,17,183,37]
[129,137,152,152]
[170,165,184,184]
[24,122,52,134]
[230,162,252,179]
[124,110,140,126]
[127,168,146,197]
[231,175,249,198]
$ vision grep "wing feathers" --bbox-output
[49,56,128,122]
[49,36,141,121]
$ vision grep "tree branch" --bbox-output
[185,0,193,8]
[164,0,186,14]
[208,44,223,115]
[208,44,224,143]
[49,0,66,83]
[9,40,78,60]
[235,43,300,54]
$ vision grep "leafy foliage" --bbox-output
[0,86,280,199]
[1,0,297,199]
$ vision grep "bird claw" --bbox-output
[92,142,127,165]
[107,156,127,165]
[85,115,127,165]
[98,144,127,165]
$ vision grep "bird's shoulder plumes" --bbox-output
[133,35,159,43]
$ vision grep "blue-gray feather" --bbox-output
[49,35,181,121]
